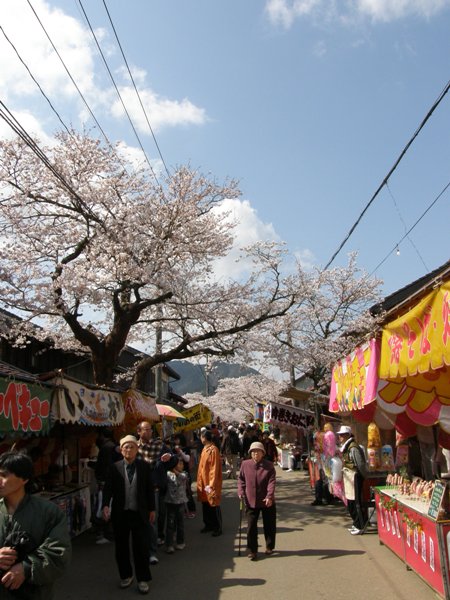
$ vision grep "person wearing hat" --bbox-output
[238,441,276,561]
[337,425,367,535]
[102,435,155,595]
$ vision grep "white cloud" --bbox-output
[110,86,207,133]
[0,109,54,146]
[212,198,281,280]
[0,0,207,140]
[265,0,450,28]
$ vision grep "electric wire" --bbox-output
[26,0,113,150]
[324,77,450,271]
[0,101,101,225]
[102,0,170,178]
[77,0,161,186]
[0,25,72,136]
[385,183,429,271]
[369,178,450,277]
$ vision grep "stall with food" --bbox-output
[329,277,450,598]
[263,400,314,469]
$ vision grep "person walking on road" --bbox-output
[196,430,223,536]
[102,435,155,595]
[238,441,276,561]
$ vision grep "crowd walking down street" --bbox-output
[55,467,434,600]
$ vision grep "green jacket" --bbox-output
[0,494,71,599]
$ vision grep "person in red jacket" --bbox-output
[238,441,276,561]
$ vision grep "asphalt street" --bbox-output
[54,468,437,600]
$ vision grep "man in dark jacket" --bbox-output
[102,435,155,595]
[337,425,367,535]
[0,451,71,599]
[238,441,276,561]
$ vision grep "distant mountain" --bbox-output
[169,360,259,396]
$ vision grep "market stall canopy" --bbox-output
[123,389,159,421]
[329,338,380,413]
[377,279,450,433]
[51,375,124,426]
[156,403,186,421]
[172,403,212,434]
[264,400,314,430]
[0,371,52,436]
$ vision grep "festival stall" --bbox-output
[263,400,314,469]
[329,278,450,598]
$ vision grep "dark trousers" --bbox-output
[246,504,276,553]
[112,510,151,582]
[157,490,167,540]
[347,473,366,529]
[202,502,222,532]
[165,503,185,546]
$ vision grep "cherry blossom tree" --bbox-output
[0,131,301,387]
[245,253,383,392]
[184,374,286,422]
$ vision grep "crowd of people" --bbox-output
[0,420,288,597]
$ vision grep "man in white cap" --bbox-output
[238,441,276,561]
[337,425,367,535]
[102,435,155,595]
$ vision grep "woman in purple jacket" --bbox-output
[238,441,276,561]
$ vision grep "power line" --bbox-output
[385,183,428,271]
[0,25,71,136]
[26,0,113,151]
[102,0,170,178]
[369,178,450,277]
[324,77,450,271]
[77,0,161,186]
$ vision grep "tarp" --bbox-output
[264,400,314,431]
[380,280,450,379]
[172,403,212,434]
[0,376,52,435]
[51,376,124,426]
[329,339,380,413]
[122,389,159,421]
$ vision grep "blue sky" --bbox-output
[1,0,450,296]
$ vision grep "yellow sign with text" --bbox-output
[172,403,212,433]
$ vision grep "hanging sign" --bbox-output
[264,400,314,430]
[172,403,212,433]
[427,480,446,521]
[0,377,51,435]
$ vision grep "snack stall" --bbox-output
[263,401,314,469]
[375,477,450,598]
[329,277,450,598]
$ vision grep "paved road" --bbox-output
[55,468,437,600]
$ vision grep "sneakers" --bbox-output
[165,546,175,554]
[247,552,257,561]
[119,576,134,589]
[175,543,186,550]
[137,581,149,595]
[149,555,159,565]
[96,537,111,545]
[349,526,362,535]
[185,512,196,519]
[157,537,165,546]
[265,547,274,555]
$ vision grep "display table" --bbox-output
[375,486,450,599]
[36,484,91,538]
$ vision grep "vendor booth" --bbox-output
[328,277,450,599]
[263,400,314,469]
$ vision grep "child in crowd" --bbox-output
[165,458,188,553]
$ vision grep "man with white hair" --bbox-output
[337,425,367,535]
[102,435,155,595]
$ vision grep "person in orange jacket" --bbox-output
[196,430,223,536]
